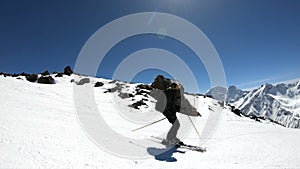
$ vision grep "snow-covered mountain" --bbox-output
[208,81,300,128]
[1,70,300,168]
[226,85,249,104]
[205,86,227,101]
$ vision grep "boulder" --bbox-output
[76,78,90,85]
[20,72,29,76]
[129,100,147,109]
[135,88,150,95]
[94,81,104,87]
[0,72,11,77]
[26,74,38,82]
[105,83,123,93]
[64,66,73,76]
[41,70,50,76]
[55,72,63,77]
[230,105,242,117]
[118,93,134,99]
[137,84,152,90]
[109,80,118,84]
[37,76,55,84]
[12,73,19,77]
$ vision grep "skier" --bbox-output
[151,75,201,146]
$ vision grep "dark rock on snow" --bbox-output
[105,83,123,93]
[41,70,50,76]
[229,105,242,117]
[55,72,63,77]
[64,66,73,76]
[129,100,147,109]
[26,74,38,82]
[109,80,118,84]
[12,73,19,77]
[20,72,29,76]
[37,76,55,84]
[137,84,152,90]
[135,89,150,95]
[118,93,134,99]
[0,72,11,77]
[94,82,104,87]
[76,78,90,85]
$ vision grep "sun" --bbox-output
[155,0,197,15]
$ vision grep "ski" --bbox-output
[175,143,206,152]
[151,136,206,152]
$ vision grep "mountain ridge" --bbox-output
[207,81,300,128]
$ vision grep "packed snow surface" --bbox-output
[1,75,300,169]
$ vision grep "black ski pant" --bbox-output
[163,111,180,141]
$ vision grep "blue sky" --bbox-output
[0,0,299,93]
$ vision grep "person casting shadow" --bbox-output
[151,75,201,146]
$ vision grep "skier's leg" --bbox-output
[166,118,180,144]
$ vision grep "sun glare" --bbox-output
[160,0,197,13]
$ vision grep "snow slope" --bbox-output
[1,75,300,169]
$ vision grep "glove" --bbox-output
[197,112,202,117]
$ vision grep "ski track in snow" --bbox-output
[0,75,300,169]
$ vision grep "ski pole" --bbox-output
[131,117,166,132]
[188,116,201,139]
[189,96,201,139]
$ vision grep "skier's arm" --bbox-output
[178,97,201,116]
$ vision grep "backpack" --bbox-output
[151,75,183,112]
[150,75,199,116]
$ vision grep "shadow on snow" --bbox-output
[147,146,185,162]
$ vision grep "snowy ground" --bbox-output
[0,75,300,169]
